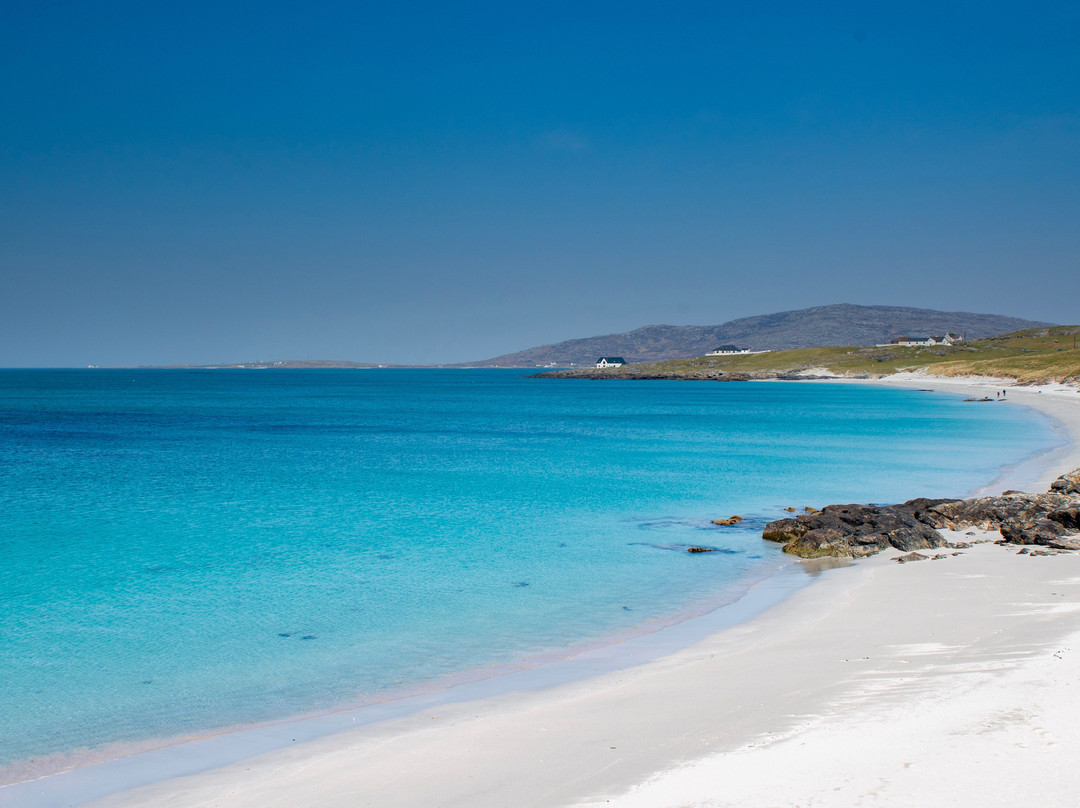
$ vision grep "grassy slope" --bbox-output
[581,326,1080,384]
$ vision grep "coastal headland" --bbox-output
[532,325,1080,385]
[0,373,1073,808]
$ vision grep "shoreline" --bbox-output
[5,375,1079,807]
[846,372,1080,494]
[1,555,815,805]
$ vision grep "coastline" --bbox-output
[5,375,1079,808]
[847,372,1080,494]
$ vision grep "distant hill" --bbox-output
[471,305,1053,367]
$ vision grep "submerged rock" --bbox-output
[711,515,744,526]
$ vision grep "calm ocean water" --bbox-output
[0,369,1058,767]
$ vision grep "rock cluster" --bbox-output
[762,469,1080,558]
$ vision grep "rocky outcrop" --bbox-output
[762,468,1080,558]
[921,492,1072,531]
[1051,469,1080,495]
[763,503,947,558]
[999,518,1070,546]
[921,470,1080,546]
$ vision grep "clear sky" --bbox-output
[2,1,1077,366]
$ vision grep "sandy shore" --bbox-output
[8,376,1080,808]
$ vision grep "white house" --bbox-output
[706,345,752,356]
[596,357,626,368]
[884,333,965,348]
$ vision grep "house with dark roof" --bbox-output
[595,357,626,368]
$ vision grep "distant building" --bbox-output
[706,345,752,356]
[596,357,626,368]
[885,333,964,348]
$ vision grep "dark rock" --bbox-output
[776,503,945,558]
[687,546,716,553]
[895,552,929,563]
[893,497,963,526]
[762,518,809,543]
[817,503,945,551]
[1048,505,1080,530]
[1000,517,1070,546]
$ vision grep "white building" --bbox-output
[883,333,964,348]
[595,357,626,368]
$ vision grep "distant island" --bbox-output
[139,360,411,370]
[117,304,1053,371]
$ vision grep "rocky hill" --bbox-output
[473,304,1051,367]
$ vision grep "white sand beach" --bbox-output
[11,377,1080,808]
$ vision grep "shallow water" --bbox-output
[0,369,1058,767]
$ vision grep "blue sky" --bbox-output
[2,1,1077,365]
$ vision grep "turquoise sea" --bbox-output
[0,369,1059,772]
